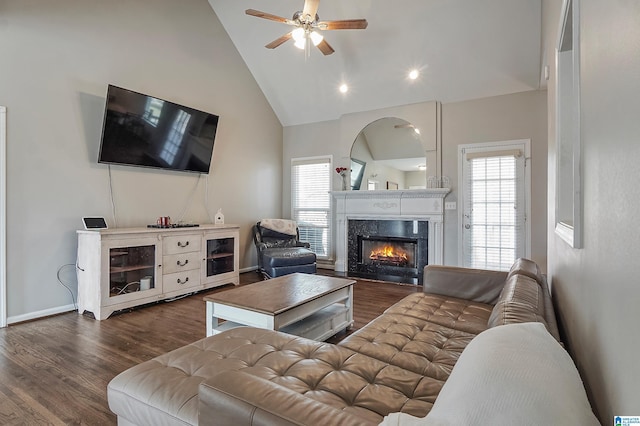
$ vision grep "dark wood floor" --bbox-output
[0,271,420,425]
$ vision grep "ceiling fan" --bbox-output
[245,0,368,56]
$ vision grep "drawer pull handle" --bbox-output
[177,277,189,285]
[178,241,190,248]
[176,259,189,267]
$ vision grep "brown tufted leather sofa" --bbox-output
[108,258,561,426]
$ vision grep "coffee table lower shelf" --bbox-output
[210,303,351,342]
[204,273,355,342]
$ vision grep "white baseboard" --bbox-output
[240,265,259,273]
[7,304,76,325]
[317,260,335,270]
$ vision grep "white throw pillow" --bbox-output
[379,323,599,426]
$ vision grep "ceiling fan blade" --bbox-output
[245,9,292,24]
[318,19,368,30]
[316,39,335,56]
[302,0,320,20]
[265,32,293,49]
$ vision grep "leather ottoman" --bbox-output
[261,247,316,278]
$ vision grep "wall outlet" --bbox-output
[445,202,457,210]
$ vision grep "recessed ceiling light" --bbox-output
[408,69,420,80]
[339,84,349,94]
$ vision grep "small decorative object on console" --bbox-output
[157,216,171,227]
[214,209,224,224]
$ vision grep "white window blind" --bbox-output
[461,144,527,271]
[291,157,331,258]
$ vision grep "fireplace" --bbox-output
[362,237,416,267]
[332,188,449,283]
[348,219,428,284]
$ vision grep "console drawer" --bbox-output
[162,252,201,275]
[163,269,201,293]
[163,234,200,255]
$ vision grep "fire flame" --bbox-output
[369,245,408,261]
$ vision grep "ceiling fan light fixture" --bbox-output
[294,38,306,49]
[292,27,305,42]
[309,30,323,46]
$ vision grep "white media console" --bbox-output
[76,224,239,320]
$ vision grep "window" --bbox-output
[160,110,191,165]
[142,98,164,127]
[459,140,530,271]
[291,156,331,258]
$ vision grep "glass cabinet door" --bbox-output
[104,241,159,304]
[205,237,235,277]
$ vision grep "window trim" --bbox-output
[458,139,531,269]
[290,155,333,260]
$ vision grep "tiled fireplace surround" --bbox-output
[332,189,450,284]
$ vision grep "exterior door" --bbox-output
[459,140,530,271]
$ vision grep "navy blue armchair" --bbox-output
[253,220,317,279]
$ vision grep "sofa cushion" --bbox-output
[506,257,544,286]
[383,293,493,335]
[338,313,479,379]
[196,327,442,425]
[378,323,599,426]
[422,265,508,305]
[108,330,274,426]
[487,274,548,329]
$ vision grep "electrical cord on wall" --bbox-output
[205,173,215,223]
[175,174,202,224]
[58,263,78,311]
[108,165,118,228]
[106,165,215,226]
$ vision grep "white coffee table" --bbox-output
[203,273,355,341]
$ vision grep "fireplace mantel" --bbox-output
[331,189,450,274]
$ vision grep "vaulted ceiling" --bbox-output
[207,0,543,127]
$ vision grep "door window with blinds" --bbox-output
[459,140,530,271]
[291,156,332,258]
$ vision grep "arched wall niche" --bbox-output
[338,101,441,188]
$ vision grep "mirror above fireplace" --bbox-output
[350,117,428,190]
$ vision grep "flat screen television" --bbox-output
[98,85,219,174]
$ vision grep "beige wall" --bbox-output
[0,0,283,321]
[440,91,548,269]
[544,0,640,422]
[283,95,547,268]
[282,102,439,220]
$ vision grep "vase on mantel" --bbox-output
[336,167,350,191]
